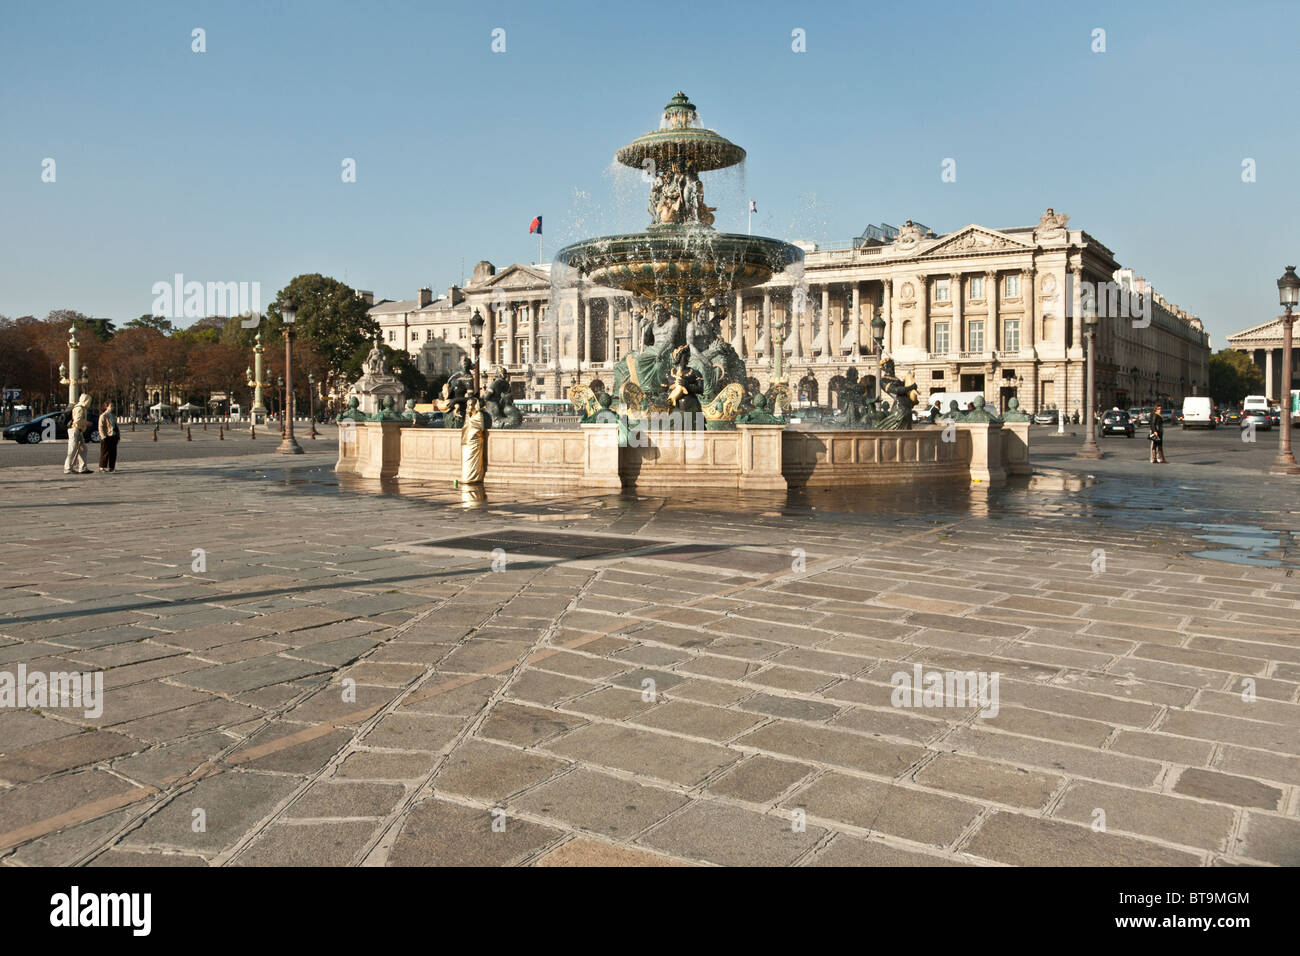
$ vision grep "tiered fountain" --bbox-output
[556,92,803,425]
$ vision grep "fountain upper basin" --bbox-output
[555,226,803,300]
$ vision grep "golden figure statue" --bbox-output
[460,396,487,484]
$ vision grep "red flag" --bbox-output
[528,216,542,235]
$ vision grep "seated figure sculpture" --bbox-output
[337,395,367,422]
[736,392,784,425]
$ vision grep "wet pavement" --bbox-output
[0,429,1297,866]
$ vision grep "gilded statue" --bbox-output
[460,396,488,484]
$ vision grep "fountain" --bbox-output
[556,92,803,425]
[337,93,1025,490]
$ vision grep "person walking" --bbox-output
[63,393,93,475]
[1148,403,1167,463]
[98,400,120,472]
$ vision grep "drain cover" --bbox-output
[422,529,667,560]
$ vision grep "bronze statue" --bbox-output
[337,395,366,422]
[876,357,919,430]
[736,392,784,425]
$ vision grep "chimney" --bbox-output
[448,284,464,305]
[356,289,375,305]
[417,287,433,308]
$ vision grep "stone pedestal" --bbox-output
[1001,420,1031,476]
[340,421,408,480]
[965,421,1006,487]
[581,423,622,489]
[738,424,787,490]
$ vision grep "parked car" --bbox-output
[1033,409,1060,425]
[1101,410,1135,437]
[2,408,101,444]
[1240,410,1272,431]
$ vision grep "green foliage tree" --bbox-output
[124,314,174,334]
[1208,349,1264,405]
[263,275,378,392]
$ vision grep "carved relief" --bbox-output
[1034,207,1070,242]
[899,281,915,301]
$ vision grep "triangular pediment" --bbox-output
[915,225,1034,259]
[1227,316,1289,344]
[475,264,550,290]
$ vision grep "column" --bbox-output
[881,279,893,354]
[527,301,537,371]
[987,272,998,353]
[759,292,772,357]
[506,304,516,365]
[790,299,802,360]
[606,298,616,365]
[820,287,831,363]
[850,283,862,356]
[951,273,963,355]
[921,276,931,353]
[484,303,496,360]
[1071,265,1083,351]
[732,294,747,358]
[1266,348,1276,400]
[1022,269,1036,349]
[582,298,592,365]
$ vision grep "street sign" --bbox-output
[3,389,21,402]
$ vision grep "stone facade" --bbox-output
[1227,316,1300,402]
[369,210,1211,413]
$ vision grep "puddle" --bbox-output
[1182,522,1289,568]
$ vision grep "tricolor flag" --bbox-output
[529,215,543,235]
[749,200,757,213]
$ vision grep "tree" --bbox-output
[263,275,378,393]
[124,314,174,334]
[1208,349,1264,405]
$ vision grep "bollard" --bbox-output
[218,423,224,440]
[152,425,158,442]
[186,426,192,441]
[202,421,207,431]
[130,421,135,432]
[250,424,256,439]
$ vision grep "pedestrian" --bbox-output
[98,400,120,473]
[63,393,93,475]
[1149,403,1166,463]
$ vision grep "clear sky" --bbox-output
[3,0,1297,346]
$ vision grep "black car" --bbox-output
[2,409,100,444]
[1222,408,1243,425]
[1101,410,1135,437]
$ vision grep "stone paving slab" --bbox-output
[1,446,1299,866]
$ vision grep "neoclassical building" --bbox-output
[368,208,1210,413]
[1227,317,1299,401]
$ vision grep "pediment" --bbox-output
[915,225,1033,259]
[475,264,550,290]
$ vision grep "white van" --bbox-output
[1242,394,1269,413]
[1182,396,1215,429]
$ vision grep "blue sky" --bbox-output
[2,0,1296,346]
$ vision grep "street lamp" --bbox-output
[1078,295,1103,459]
[469,309,485,395]
[276,298,303,455]
[1272,266,1299,473]
[871,310,886,355]
[58,330,89,404]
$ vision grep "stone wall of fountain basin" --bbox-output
[337,420,1029,490]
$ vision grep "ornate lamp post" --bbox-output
[59,330,89,404]
[469,309,485,395]
[1077,296,1103,459]
[1272,266,1299,474]
[307,372,318,439]
[870,310,886,355]
[771,311,788,384]
[276,299,303,455]
[247,332,268,425]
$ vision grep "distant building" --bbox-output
[369,208,1210,411]
[1226,317,1299,402]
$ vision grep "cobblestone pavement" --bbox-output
[0,435,1297,867]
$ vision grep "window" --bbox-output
[539,339,552,363]
[934,322,950,354]
[1004,319,1021,352]
[1004,274,1021,297]
[495,341,505,364]
[426,329,435,341]
[518,340,530,364]
[968,320,985,353]
[934,279,950,303]
[969,276,985,300]
[387,329,396,342]
[458,327,466,340]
